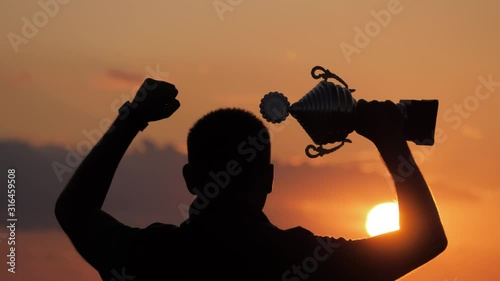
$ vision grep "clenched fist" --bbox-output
[119,78,181,130]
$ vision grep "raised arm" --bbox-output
[335,100,447,280]
[54,78,180,268]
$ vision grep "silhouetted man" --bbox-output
[55,79,447,280]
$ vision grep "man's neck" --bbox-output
[185,199,270,226]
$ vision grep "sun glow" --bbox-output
[365,202,400,237]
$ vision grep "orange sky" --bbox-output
[1,0,500,280]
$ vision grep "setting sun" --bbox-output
[365,202,400,237]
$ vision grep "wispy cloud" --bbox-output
[2,72,32,88]
[0,139,486,232]
[106,69,143,83]
[461,124,483,141]
[92,69,145,91]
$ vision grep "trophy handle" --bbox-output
[305,139,352,158]
[311,66,356,93]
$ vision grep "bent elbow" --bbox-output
[54,198,66,225]
[419,228,448,262]
[433,230,448,256]
[54,194,75,227]
[399,225,448,263]
[425,221,448,257]
[408,219,448,259]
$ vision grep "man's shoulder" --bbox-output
[269,225,350,253]
[134,222,180,239]
[283,226,314,237]
[144,222,179,230]
[283,226,348,242]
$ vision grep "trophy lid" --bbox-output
[259,92,290,123]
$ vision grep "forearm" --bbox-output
[346,100,446,279]
[55,78,179,224]
[55,115,141,213]
[378,139,446,242]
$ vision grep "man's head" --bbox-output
[183,108,273,212]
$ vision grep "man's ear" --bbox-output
[263,163,274,194]
[183,164,197,195]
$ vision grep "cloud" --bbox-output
[0,141,66,230]
[0,139,192,230]
[0,231,100,280]
[429,180,482,204]
[106,69,144,83]
[91,69,146,91]
[460,124,483,140]
[1,140,493,281]
[0,139,484,235]
[1,72,32,88]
